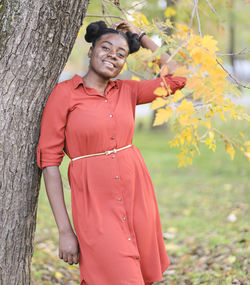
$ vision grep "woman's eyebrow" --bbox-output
[102,40,127,52]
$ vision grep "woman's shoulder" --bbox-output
[49,74,79,96]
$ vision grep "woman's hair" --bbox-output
[84,21,141,54]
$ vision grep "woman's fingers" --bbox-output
[73,252,79,264]
[112,21,141,34]
[63,252,68,263]
[58,230,80,265]
[67,254,74,265]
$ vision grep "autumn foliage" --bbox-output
[129,11,250,167]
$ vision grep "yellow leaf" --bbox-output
[153,106,173,126]
[176,23,189,33]
[150,97,168,110]
[55,272,63,280]
[131,75,140,81]
[133,12,150,26]
[201,35,219,53]
[164,7,176,18]
[176,99,194,114]
[120,62,127,74]
[225,140,235,160]
[172,90,185,102]
[239,132,245,138]
[154,87,168,96]
[186,77,203,91]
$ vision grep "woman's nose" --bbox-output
[107,50,116,58]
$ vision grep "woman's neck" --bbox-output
[83,71,109,95]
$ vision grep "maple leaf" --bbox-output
[154,87,168,96]
[151,97,169,110]
[153,106,173,126]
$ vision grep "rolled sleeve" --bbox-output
[124,75,186,105]
[36,83,70,169]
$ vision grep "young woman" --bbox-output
[36,20,186,285]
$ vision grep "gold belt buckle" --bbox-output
[105,148,117,155]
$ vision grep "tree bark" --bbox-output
[0,0,89,284]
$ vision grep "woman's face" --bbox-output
[88,33,129,79]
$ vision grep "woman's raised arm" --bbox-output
[113,21,178,73]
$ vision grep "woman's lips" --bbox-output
[103,60,116,68]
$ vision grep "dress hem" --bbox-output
[144,261,170,283]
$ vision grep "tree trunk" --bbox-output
[0,0,89,284]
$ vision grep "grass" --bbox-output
[31,114,250,285]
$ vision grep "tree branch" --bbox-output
[194,0,202,38]
[99,0,114,24]
[216,48,249,57]
[205,0,223,22]
[85,14,124,20]
[216,59,250,89]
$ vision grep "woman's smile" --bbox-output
[102,60,116,69]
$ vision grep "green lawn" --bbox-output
[32,115,250,285]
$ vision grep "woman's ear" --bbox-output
[88,47,93,58]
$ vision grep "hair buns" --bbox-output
[125,31,141,54]
[84,21,141,54]
[84,21,108,43]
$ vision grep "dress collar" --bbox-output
[72,74,118,95]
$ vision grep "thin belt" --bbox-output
[71,144,132,161]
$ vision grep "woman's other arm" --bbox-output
[140,35,178,73]
[42,166,79,265]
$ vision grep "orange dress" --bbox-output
[36,74,186,285]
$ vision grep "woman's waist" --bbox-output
[69,144,134,161]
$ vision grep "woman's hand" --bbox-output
[59,230,80,265]
[112,21,141,35]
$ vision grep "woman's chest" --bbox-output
[65,91,135,136]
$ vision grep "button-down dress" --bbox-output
[36,74,186,285]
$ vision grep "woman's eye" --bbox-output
[118,53,125,58]
[102,46,109,51]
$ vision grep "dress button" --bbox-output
[109,114,113,118]
[128,238,131,241]
[118,197,122,201]
[123,217,126,221]
[136,256,140,260]
[105,99,108,103]
[111,155,115,158]
[111,136,115,140]
[115,175,119,179]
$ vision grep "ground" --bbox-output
[32,113,250,285]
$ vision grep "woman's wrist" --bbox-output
[138,31,146,42]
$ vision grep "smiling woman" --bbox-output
[87,33,129,84]
[36,20,186,285]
